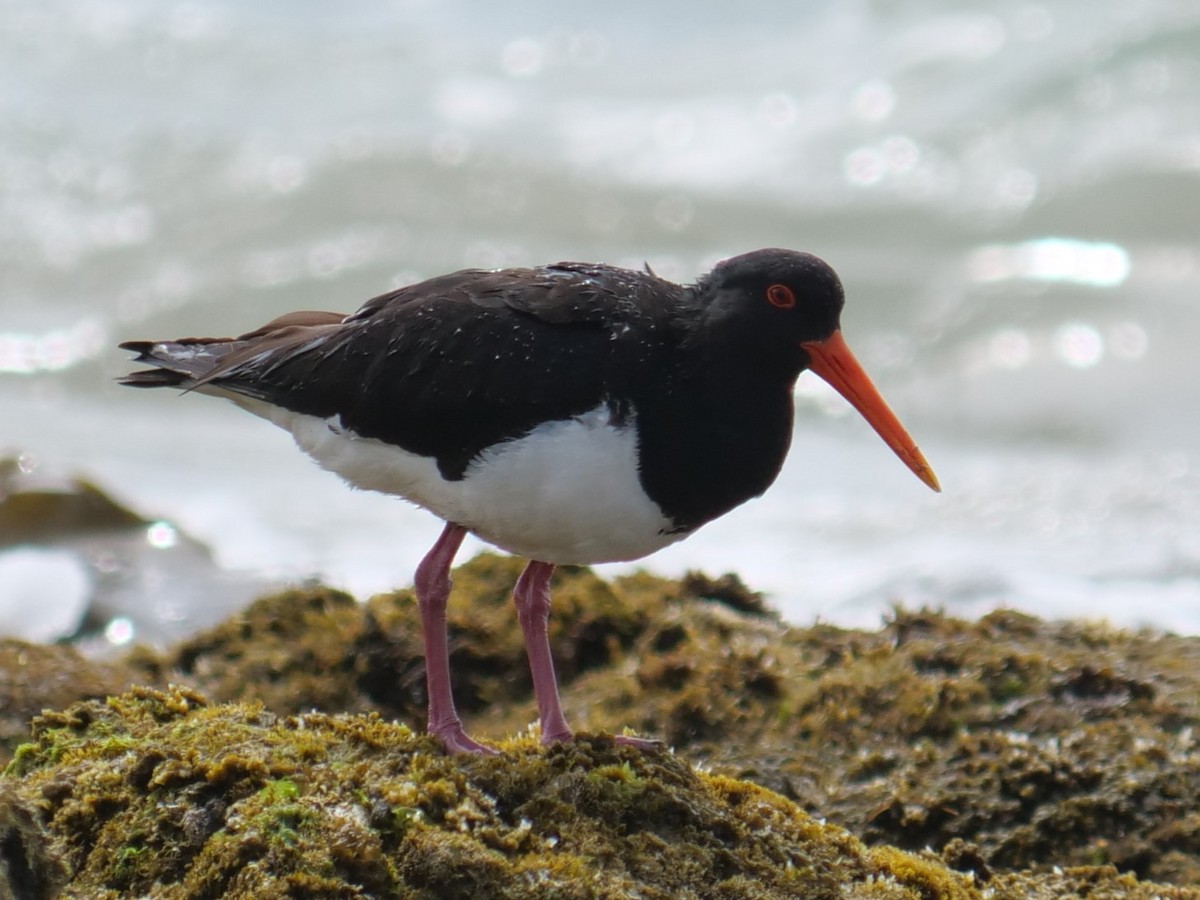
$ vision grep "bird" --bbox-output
[120,248,939,754]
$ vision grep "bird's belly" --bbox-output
[278,404,685,565]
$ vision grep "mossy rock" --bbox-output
[0,686,971,898]
[4,555,1200,893]
[0,639,134,764]
[6,686,1194,899]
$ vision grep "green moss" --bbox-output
[131,586,372,719]
[0,686,993,898]
[0,639,134,766]
[4,554,1200,894]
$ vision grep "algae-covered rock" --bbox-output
[2,686,985,899]
[132,556,658,731]
[3,686,1196,898]
[127,585,375,718]
[4,554,1200,895]
[0,639,135,763]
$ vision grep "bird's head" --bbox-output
[696,248,940,492]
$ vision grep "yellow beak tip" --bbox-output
[911,454,941,493]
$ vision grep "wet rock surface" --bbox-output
[2,555,1198,896]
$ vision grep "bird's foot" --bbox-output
[614,733,665,752]
[539,726,574,747]
[431,723,498,755]
[537,728,664,752]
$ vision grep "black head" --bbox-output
[692,248,845,348]
[690,247,941,493]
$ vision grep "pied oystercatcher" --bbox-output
[120,248,939,753]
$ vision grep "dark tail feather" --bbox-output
[117,339,200,388]
[117,313,343,394]
[118,369,193,388]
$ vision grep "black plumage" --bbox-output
[122,249,846,532]
[120,247,937,754]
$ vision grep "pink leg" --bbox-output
[414,523,495,755]
[513,562,573,744]
[513,561,573,744]
[514,561,663,751]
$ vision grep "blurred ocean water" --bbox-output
[2,0,1199,645]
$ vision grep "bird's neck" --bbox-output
[633,346,799,533]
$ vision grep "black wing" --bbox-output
[127,264,682,480]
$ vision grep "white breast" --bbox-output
[247,400,686,565]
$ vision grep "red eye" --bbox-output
[766,283,795,309]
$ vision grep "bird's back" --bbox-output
[122,263,681,483]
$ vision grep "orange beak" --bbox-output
[800,330,941,492]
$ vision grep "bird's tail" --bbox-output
[117,338,240,390]
[118,310,346,392]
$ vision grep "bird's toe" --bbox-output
[614,733,666,752]
[433,725,498,755]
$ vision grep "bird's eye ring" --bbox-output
[766,284,796,309]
